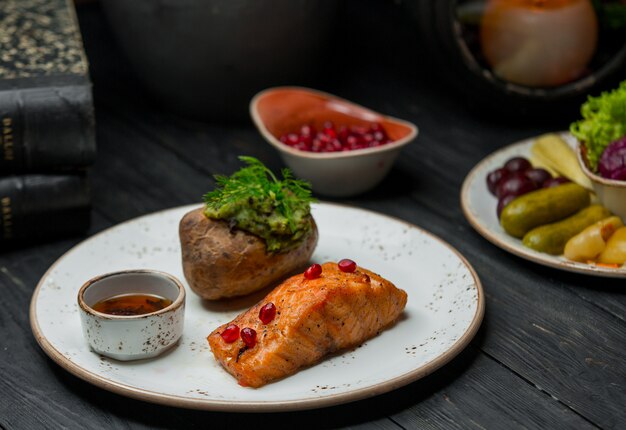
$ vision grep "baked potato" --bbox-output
[179,157,318,300]
[179,207,318,300]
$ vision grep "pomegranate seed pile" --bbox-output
[279,122,393,153]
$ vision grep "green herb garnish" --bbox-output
[570,80,626,171]
[203,156,316,253]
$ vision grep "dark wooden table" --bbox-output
[2,3,625,429]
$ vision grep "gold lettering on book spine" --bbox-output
[1,196,13,239]
[2,117,14,161]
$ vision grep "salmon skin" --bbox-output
[207,261,408,388]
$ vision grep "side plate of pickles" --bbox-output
[461,132,626,278]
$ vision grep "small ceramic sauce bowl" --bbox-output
[78,270,185,361]
[577,143,626,220]
[250,86,418,197]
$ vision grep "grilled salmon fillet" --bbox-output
[207,261,407,388]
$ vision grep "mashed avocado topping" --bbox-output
[203,156,315,253]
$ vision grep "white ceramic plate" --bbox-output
[30,203,484,411]
[461,133,626,278]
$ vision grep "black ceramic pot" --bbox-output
[101,0,338,121]
[405,0,626,119]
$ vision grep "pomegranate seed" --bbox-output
[294,142,309,151]
[338,126,349,140]
[311,139,323,152]
[304,263,322,279]
[220,324,240,343]
[300,124,314,136]
[338,259,357,273]
[259,302,277,324]
[318,133,331,144]
[241,327,257,348]
[373,123,388,137]
[279,122,392,153]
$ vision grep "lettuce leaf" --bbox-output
[570,80,626,171]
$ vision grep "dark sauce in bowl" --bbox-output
[92,294,172,316]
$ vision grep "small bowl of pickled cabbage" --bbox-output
[578,140,626,221]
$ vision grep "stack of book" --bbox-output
[0,0,95,244]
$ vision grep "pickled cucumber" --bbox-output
[500,183,590,238]
[523,205,612,255]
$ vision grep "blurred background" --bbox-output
[98,0,626,121]
[2,0,626,245]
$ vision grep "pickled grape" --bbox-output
[504,157,531,173]
[487,167,510,195]
[524,168,551,186]
[497,194,517,218]
[495,173,537,199]
[542,177,570,188]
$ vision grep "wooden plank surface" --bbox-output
[390,349,597,430]
[0,2,625,430]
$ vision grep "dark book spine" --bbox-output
[0,84,96,173]
[0,174,91,243]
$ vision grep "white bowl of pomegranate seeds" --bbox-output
[250,87,418,197]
